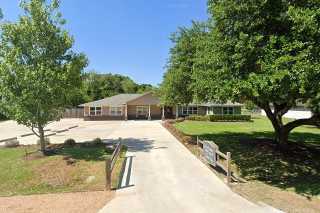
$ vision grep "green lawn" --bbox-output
[174,116,320,197]
[0,144,126,196]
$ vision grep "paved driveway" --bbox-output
[0,119,124,145]
[99,121,274,213]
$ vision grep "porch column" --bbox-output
[176,105,179,119]
[162,106,165,120]
[148,105,151,120]
[125,104,128,121]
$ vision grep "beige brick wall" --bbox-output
[102,106,109,115]
[84,106,90,116]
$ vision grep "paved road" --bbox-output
[99,121,273,213]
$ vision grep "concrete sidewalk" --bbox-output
[99,121,273,213]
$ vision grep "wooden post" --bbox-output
[227,152,231,185]
[106,157,112,190]
[148,105,151,120]
[196,136,200,157]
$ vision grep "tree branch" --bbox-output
[260,102,282,131]
[285,115,320,132]
[274,103,292,117]
[31,125,40,137]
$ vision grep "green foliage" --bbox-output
[186,114,251,122]
[159,22,209,105]
[0,113,7,121]
[208,115,251,122]
[92,137,102,145]
[186,115,210,121]
[161,0,320,144]
[244,101,256,111]
[64,138,76,147]
[198,0,320,110]
[0,0,87,130]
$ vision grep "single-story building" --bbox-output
[79,92,243,120]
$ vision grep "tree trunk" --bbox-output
[260,102,319,151]
[38,124,46,155]
[274,127,290,150]
[263,105,290,148]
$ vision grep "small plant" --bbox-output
[37,138,50,146]
[105,145,114,154]
[64,138,76,147]
[92,137,102,145]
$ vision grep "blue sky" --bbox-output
[1,0,208,85]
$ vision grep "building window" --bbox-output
[90,107,102,116]
[223,107,234,115]
[110,107,122,116]
[181,106,198,115]
[207,107,213,115]
[182,106,188,115]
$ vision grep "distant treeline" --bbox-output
[70,72,154,106]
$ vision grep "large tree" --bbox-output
[159,22,208,105]
[0,0,87,154]
[193,0,320,147]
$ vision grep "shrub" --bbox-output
[64,138,76,147]
[187,115,210,121]
[209,114,251,122]
[92,137,103,145]
[37,137,50,146]
[186,114,251,122]
[0,113,7,121]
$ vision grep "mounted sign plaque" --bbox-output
[203,141,217,166]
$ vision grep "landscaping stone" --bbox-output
[66,158,77,165]
[85,176,96,184]
[4,139,19,148]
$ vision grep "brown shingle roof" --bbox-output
[79,94,143,107]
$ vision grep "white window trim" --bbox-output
[89,106,102,116]
[109,106,122,116]
[181,106,198,116]
[222,107,234,115]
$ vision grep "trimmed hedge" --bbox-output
[187,114,251,122]
[0,113,7,121]
[64,138,76,147]
[186,115,210,121]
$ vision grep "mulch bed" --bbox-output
[162,120,196,145]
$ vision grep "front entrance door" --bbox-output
[136,106,149,119]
